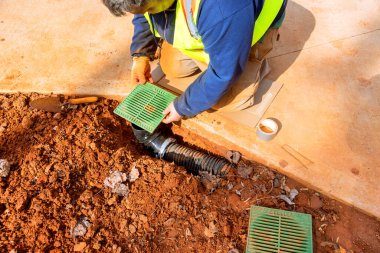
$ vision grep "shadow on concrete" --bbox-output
[256,1,316,102]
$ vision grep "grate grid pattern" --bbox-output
[246,206,313,253]
[114,83,177,133]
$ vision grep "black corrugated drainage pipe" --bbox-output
[132,124,232,176]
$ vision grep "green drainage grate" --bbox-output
[114,83,177,133]
[246,206,313,253]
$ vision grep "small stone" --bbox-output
[15,191,28,210]
[53,113,62,119]
[278,195,295,205]
[104,171,128,188]
[72,217,91,237]
[226,150,241,164]
[185,228,192,237]
[129,166,140,182]
[0,159,10,177]
[164,218,175,227]
[228,249,240,253]
[273,178,280,188]
[289,188,299,201]
[89,142,97,150]
[113,183,129,197]
[92,243,101,250]
[129,224,136,234]
[310,195,323,209]
[74,242,87,252]
[104,171,129,196]
[223,224,232,236]
[204,221,218,238]
[21,117,33,128]
[139,214,147,223]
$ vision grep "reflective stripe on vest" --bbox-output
[144,0,284,63]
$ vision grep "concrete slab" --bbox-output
[0,0,134,97]
[1,0,380,218]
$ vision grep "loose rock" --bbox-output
[223,224,232,236]
[139,214,147,223]
[185,228,192,237]
[104,171,129,197]
[226,150,241,164]
[164,218,175,227]
[278,195,295,205]
[0,159,10,177]
[113,183,129,197]
[204,221,218,238]
[72,217,91,237]
[129,166,140,182]
[129,224,136,234]
[289,188,299,201]
[104,171,127,188]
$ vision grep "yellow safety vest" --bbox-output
[144,0,284,63]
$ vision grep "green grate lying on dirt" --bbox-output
[114,83,177,133]
[246,206,313,253]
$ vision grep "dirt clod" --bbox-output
[237,165,253,178]
[310,194,324,209]
[74,242,87,252]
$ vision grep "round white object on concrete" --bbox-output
[256,119,279,141]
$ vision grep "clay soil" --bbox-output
[0,93,379,253]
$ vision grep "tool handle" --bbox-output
[68,97,98,105]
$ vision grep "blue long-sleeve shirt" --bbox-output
[131,0,287,117]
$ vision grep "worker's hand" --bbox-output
[162,102,182,124]
[130,56,153,87]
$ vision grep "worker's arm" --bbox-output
[172,0,255,117]
[131,14,157,58]
[130,14,157,86]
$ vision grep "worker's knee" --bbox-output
[160,41,200,78]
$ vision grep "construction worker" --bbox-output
[102,0,287,124]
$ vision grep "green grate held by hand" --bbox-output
[246,206,313,253]
[114,83,177,133]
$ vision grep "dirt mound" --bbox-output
[0,93,379,252]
